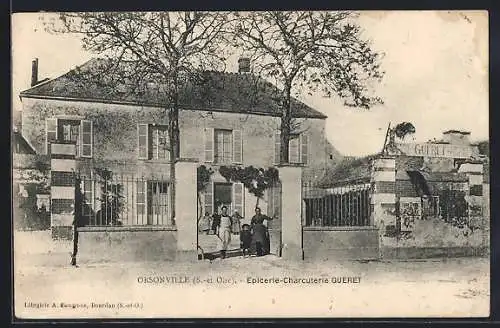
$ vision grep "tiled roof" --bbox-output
[20,58,327,119]
[317,154,377,187]
[319,153,475,188]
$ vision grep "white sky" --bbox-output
[11,11,489,157]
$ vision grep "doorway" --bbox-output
[214,182,232,213]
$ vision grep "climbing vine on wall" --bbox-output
[219,165,279,206]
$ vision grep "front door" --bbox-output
[214,183,232,214]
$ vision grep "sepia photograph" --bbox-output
[11,10,489,319]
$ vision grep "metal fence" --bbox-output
[76,172,172,227]
[302,182,372,227]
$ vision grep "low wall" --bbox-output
[381,246,488,259]
[381,217,489,259]
[268,229,282,256]
[76,226,177,264]
[303,226,379,261]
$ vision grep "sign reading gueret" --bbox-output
[395,143,477,159]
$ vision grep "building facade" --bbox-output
[18,58,338,244]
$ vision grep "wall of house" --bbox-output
[22,98,331,178]
[22,97,332,223]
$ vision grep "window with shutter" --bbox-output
[232,129,242,164]
[204,128,214,163]
[214,129,232,163]
[300,133,308,164]
[46,118,58,154]
[81,120,92,158]
[138,124,149,159]
[151,125,170,160]
[204,181,213,215]
[233,183,244,216]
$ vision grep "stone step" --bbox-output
[198,233,241,253]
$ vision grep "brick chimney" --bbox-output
[31,58,38,87]
[238,57,250,73]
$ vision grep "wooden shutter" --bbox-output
[232,129,242,164]
[274,130,281,164]
[204,128,214,163]
[46,118,58,154]
[80,120,92,158]
[289,135,300,163]
[300,133,308,164]
[138,124,149,159]
[233,182,244,216]
[204,181,213,215]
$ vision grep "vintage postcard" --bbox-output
[11,10,489,319]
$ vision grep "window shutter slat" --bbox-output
[233,182,244,216]
[289,135,300,163]
[204,128,214,163]
[300,133,308,164]
[274,130,281,164]
[233,129,242,163]
[138,124,148,159]
[81,120,92,158]
[46,118,58,154]
[204,181,213,215]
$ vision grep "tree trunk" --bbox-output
[169,106,180,225]
[255,196,260,210]
[279,87,292,164]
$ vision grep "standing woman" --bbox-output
[250,207,273,255]
[219,206,232,259]
[231,210,242,235]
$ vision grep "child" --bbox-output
[211,210,221,236]
[240,224,252,257]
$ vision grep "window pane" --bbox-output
[82,133,91,144]
[82,145,91,156]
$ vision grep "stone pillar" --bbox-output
[278,164,304,260]
[174,158,198,260]
[458,160,486,248]
[50,141,77,240]
[370,156,397,254]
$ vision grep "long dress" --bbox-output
[251,223,268,256]
[251,213,272,255]
[219,215,232,251]
[231,213,242,234]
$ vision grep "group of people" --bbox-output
[198,206,273,259]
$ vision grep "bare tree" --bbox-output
[230,11,384,163]
[46,12,232,224]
